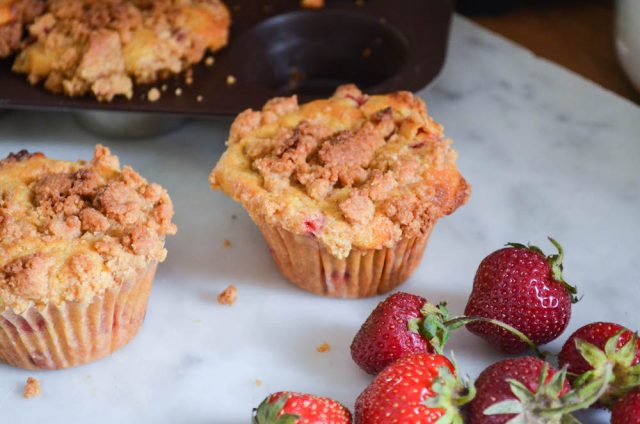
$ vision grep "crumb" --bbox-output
[23,377,41,399]
[223,239,232,248]
[175,88,183,96]
[161,84,168,92]
[147,87,161,102]
[361,47,372,59]
[205,56,215,66]
[255,379,263,387]
[316,342,331,353]
[226,75,236,85]
[301,0,325,9]
[197,95,204,102]
[287,69,306,90]
[231,214,237,220]
[355,0,365,5]
[185,69,194,85]
[217,285,237,305]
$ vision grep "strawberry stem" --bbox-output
[508,237,579,304]
[444,316,546,359]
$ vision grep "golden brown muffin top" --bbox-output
[12,0,230,100]
[0,145,176,313]
[0,0,44,58]
[210,85,470,258]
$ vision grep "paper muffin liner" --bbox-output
[0,262,157,370]
[254,216,433,298]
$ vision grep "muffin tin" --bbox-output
[0,0,453,117]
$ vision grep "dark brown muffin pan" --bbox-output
[0,0,453,117]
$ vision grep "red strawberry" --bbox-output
[350,292,433,374]
[354,353,473,424]
[466,356,609,423]
[253,391,352,424]
[558,322,640,407]
[612,390,640,424]
[464,238,577,353]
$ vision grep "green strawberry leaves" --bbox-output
[408,301,545,358]
[573,330,640,407]
[408,302,452,355]
[424,362,475,424]
[252,394,300,424]
[484,363,612,423]
[507,237,579,303]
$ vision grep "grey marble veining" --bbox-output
[0,16,638,423]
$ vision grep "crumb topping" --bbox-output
[211,85,470,258]
[217,284,237,305]
[23,377,41,398]
[0,0,44,58]
[11,0,230,101]
[0,145,176,313]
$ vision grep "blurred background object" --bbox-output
[616,0,640,94]
[457,0,640,104]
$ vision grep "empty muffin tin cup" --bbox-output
[74,111,187,139]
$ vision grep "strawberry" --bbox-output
[467,356,608,423]
[253,391,352,424]
[350,292,433,374]
[558,322,640,407]
[351,292,545,375]
[611,390,640,424]
[354,353,474,424]
[464,238,578,353]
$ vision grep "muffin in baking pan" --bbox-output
[11,0,230,101]
[0,0,44,58]
[0,146,176,369]
[210,85,470,298]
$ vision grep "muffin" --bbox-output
[0,0,44,58]
[0,145,176,369]
[210,85,470,298]
[12,0,230,101]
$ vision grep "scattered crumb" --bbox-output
[301,0,325,9]
[379,17,387,24]
[185,69,194,85]
[231,214,237,220]
[23,377,41,399]
[361,47,372,59]
[205,56,215,66]
[217,285,237,306]
[223,239,231,248]
[196,95,204,103]
[226,75,237,85]
[316,342,331,353]
[175,88,183,96]
[255,379,263,387]
[355,0,364,6]
[287,69,306,90]
[147,87,161,102]
[161,84,168,92]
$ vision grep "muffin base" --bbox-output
[254,217,432,298]
[0,262,157,370]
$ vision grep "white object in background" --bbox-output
[616,0,640,92]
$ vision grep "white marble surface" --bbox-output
[1,16,639,423]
